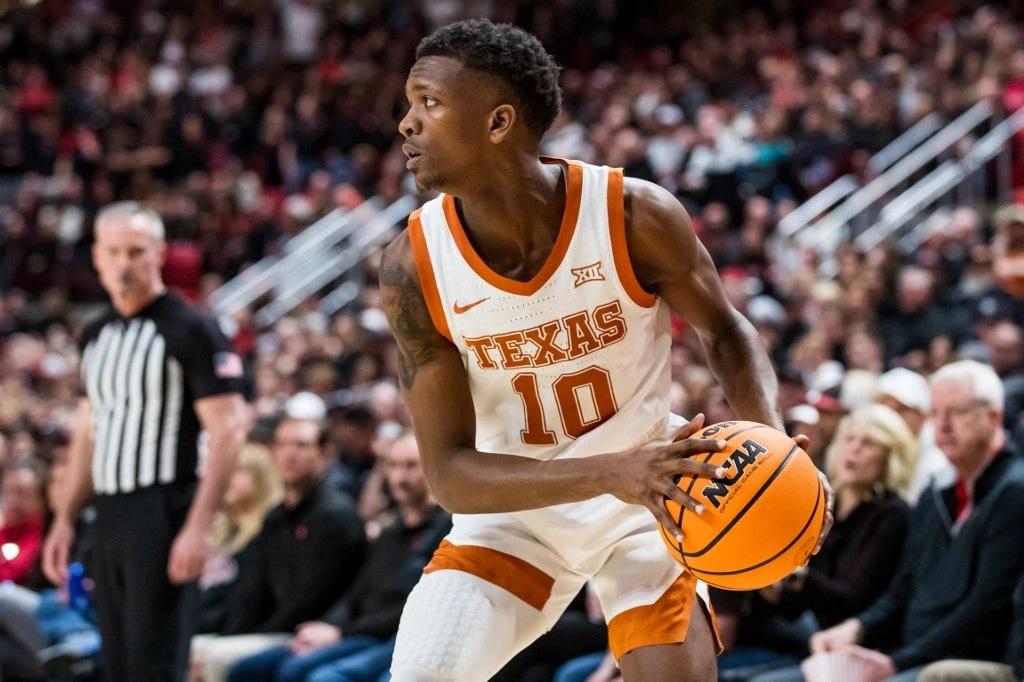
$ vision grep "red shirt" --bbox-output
[0,515,44,585]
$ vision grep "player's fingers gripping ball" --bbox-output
[660,421,827,591]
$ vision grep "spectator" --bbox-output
[325,405,378,501]
[873,368,954,504]
[878,267,950,365]
[786,405,824,469]
[720,404,913,680]
[0,457,47,586]
[986,203,1024,325]
[226,431,449,682]
[196,443,283,636]
[795,361,1024,681]
[916,574,1024,682]
[0,581,46,681]
[0,454,100,679]
[190,416,366,682]
[981,321,1024,437]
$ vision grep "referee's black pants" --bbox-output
[91,483,198,682]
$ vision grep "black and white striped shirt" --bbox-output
[79,294,245,496]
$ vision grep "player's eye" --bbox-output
[423,96,438,107]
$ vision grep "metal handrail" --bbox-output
[208,210,352,315]
[317,195,421,317]
[777,175,858,238]
[254,195,420,326]
[777,112,944,240]
[855,105,1024,253]
[867,113,944,174]
[854,161,961,251]
[802,100,993,251]
[962,105,1024,170]
[210,199,381,317]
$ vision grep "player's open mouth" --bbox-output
[402,144,422,168]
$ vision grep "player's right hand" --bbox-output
[42,517,75,586]
[606,413,728,543]
[809,618,863,653]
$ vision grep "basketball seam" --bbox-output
[683,444,800,558]
[687,474,824,577]
[682,423,766,496]
[667,422,763,571]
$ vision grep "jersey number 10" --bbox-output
[511,366,619,445]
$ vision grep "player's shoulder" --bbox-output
[380,227,417,287]
[620,176,693,233]
[617,176,697,274]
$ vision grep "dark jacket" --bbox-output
[322,505,451,640]
[857,443,1024,671]
[1010,576,1024,679]
[224,479,367,634]
[196,540,258,635]
[778,491,909,628]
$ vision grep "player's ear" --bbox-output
[488,104,516,144]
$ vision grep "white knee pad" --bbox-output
[390,570,518,682]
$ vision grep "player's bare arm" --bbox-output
[380,231,726,525]
[624,178,783,429]
[623,177,834,547]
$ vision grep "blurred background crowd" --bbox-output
[2,0,1024,680]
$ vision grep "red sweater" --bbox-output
[0,515,44,585]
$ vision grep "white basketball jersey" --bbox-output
[410,158,672,461]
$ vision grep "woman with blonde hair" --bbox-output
[195,443,282,636]
[723,404,918,680]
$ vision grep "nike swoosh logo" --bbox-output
[453,297,490,314]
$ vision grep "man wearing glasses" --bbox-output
[800,360,1024,682]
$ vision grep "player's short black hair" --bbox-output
[416,19,562,139]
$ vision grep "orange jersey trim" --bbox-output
[607,571,722,660]
[441,160,583,296]
[424,540,556,611]
[607,168,657,308]
[407,210,454,343]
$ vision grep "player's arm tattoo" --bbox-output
[379,240,441,389]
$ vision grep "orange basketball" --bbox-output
[660,420,827,591]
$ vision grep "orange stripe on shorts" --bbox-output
[607,572,723,660]
[424,540,555,611]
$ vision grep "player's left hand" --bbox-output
[168,523,208,584]
[792,433,834,557]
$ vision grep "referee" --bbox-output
[42,202,248,682]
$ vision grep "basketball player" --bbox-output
[380,20,834,681]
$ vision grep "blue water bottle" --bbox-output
[67,562,91,615]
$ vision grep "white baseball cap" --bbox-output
[875,368,931,413]
[285,392,327,420]
[787,404,820,426]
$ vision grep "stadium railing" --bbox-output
[208,199,383,318]
[793,100,996,272]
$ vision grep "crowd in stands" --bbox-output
[3,0,1024,680]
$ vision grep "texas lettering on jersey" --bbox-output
[463,300,628,370]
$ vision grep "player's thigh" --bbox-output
[618,602,717,682]
[589,527,720,666]
[390,569,582,682]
